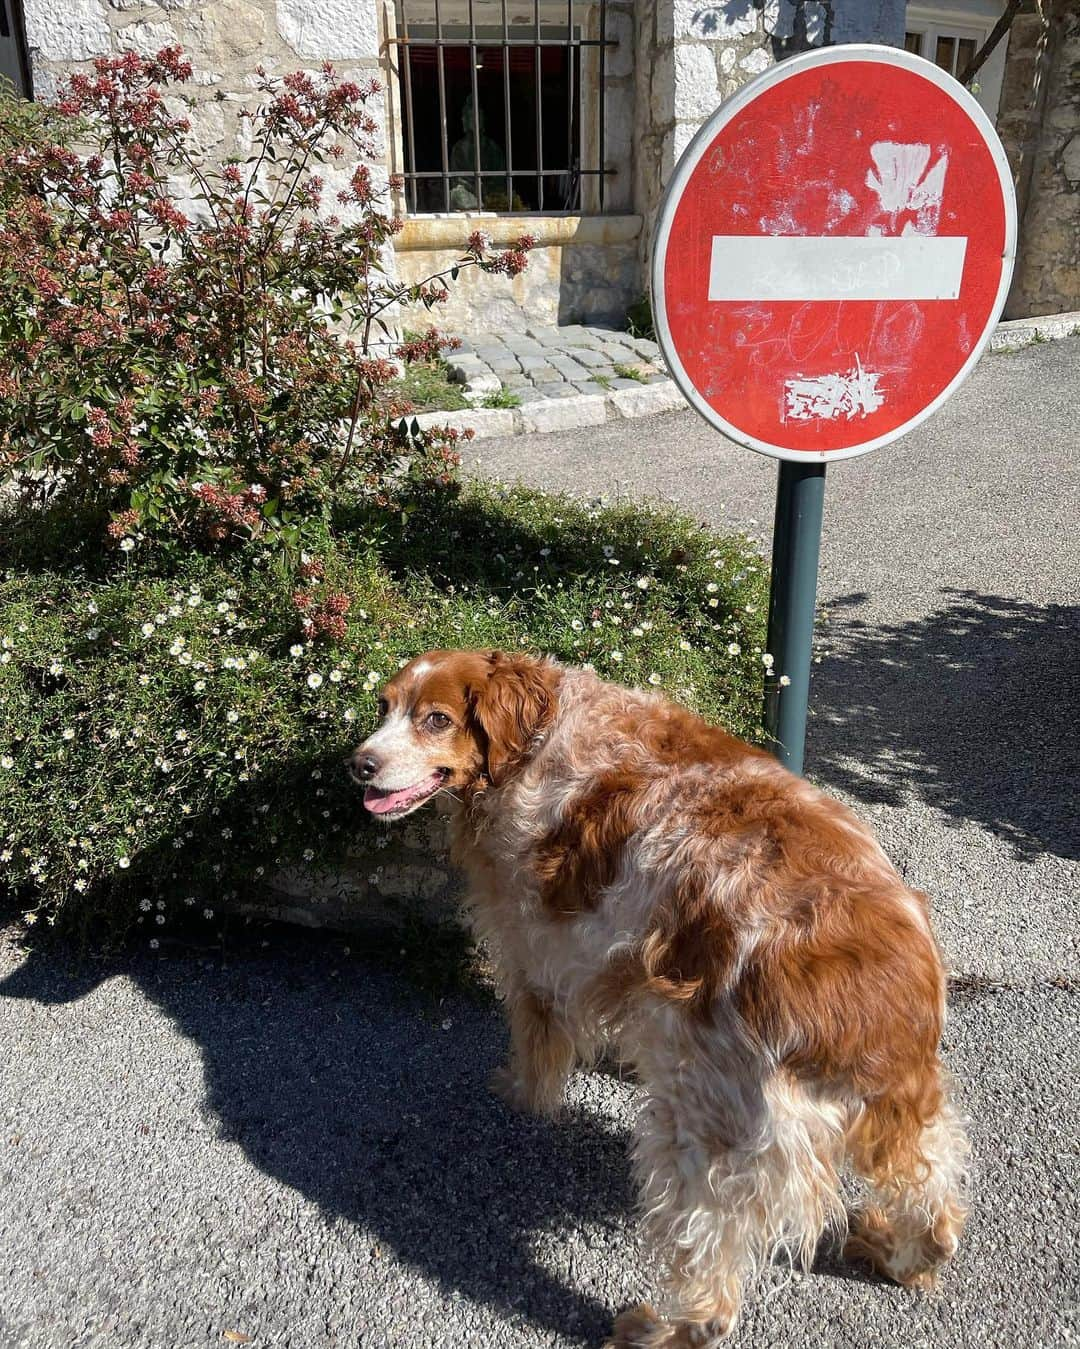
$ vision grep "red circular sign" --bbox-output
[652,45,1017,461]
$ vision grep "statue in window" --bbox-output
[449,93,506,210]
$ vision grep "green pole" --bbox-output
[762,460,826,775]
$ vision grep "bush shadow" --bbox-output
[0,924,636,1346]
[808,589,1079,861]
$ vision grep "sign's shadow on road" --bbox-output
[807,589,1079,862]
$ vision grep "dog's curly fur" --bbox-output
[352,649,969,1344]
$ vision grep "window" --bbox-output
[0,0,31,98]
[390,0,617,215]
[904,4,1007,121]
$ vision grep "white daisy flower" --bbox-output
[119,537,135,552]
[290,644,304,657]
[308,673,324,689]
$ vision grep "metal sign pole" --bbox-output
[762,461,826,775]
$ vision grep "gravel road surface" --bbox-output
[2,338,1077,1348]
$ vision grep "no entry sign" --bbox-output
[652,44,1017,461]
[651,45,1017,775]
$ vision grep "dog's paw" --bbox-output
[605,1304,663,1348]
[489,1066,534,1113]
[489,1065,564,1117]
[605,1305,733,1348]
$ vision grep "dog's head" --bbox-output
[349,649,560,819]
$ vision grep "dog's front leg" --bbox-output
[490,983,575,1118]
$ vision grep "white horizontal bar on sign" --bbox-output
[708,235,968,302]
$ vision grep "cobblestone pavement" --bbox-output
[446,324,668,404]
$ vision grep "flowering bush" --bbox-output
[0,483,768,943]
[0,52,532,556]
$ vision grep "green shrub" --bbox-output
[0,482,767,944]
[0,50,531,558]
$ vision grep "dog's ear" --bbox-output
[469,651,559,787]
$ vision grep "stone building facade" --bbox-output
[7,0,1078,328]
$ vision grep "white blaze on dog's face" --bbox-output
[351,650,494,820]
[351,648,561,820]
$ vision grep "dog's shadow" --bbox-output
[0,924,639,1345]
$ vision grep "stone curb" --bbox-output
[988,310,1080,352]
[399,378,686,441]
[399,314,1080,440]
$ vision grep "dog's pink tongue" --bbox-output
[363,773,442,815]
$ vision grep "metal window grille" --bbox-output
[391,0,617,214]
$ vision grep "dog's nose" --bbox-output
[349,749,381,783]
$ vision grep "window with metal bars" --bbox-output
[390,0,617,214]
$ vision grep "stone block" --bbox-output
[609,382,685,419]
[462,372,502,396]
[630,338,662,360]
[525,325,564,344]
[277,0,379,59]
[24,0,109,61]
[407,408,516,439]
[446,357,485,383]
[674,42,722,122]
[571,348,610,368]
[673,0,757,41]
[519,394,609,434]
[522,365,558,384]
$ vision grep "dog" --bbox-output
[350,649,968,1346]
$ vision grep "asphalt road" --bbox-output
[2,337,1078,1348]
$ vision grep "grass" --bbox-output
[625,293,655,342]
[0,480,768,947]
[590,373,613,390]
[614,363,648,383]
[393,358,470,412]
[481,387,521,409]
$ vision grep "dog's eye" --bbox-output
[377,698,388,718]
[426,711,452,730]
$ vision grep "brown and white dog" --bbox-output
[350,649,968,1347]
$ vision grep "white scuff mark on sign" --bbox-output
[784,357,885,422]
[866,142,948,215]
[827,188,857,226]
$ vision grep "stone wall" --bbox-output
[997,0,1080,318]
[23,0,388,165]
[394,214,642,331]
